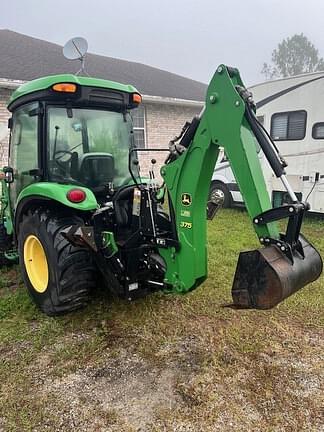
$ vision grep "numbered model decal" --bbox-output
[181,193,192,206]
[181,209,191,217]
[180,221,192,229]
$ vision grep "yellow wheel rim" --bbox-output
[23,235,49,293]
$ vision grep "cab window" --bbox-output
[9,102,39,199]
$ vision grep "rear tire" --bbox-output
[209,182,232,208]
[17,208,96,316]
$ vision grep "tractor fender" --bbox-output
[15,183,98,233]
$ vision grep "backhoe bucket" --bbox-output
[232,235,322,309]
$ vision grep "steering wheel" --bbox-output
[53,142,83,168]
[53,150,75,172]
[54,149,74,160]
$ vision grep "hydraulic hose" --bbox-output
[245,104,285,178]
[245,104,298,203]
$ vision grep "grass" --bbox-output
[0,209,323,431]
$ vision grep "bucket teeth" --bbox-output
[231,234,322,309]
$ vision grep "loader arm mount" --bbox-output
[158,65,322,309]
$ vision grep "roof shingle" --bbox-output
[0,30,207,101]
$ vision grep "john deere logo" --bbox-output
[181,193,192,206]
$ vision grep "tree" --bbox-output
[262,33,324,79]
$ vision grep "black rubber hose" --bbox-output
[179,116,200,148]
[245,104,285,178]
[226,66,239,78]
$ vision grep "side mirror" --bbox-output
[3,166,14,183]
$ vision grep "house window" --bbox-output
[132,106,146,148]
[270,110,306,141]
[312,122,324,139]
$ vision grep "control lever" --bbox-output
[149,158,158,191]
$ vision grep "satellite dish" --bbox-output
[63,37,88,75]
[0,123,8,142]
[63,37,88,60]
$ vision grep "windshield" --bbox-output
[47,107,137,190]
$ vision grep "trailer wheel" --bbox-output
[209,182,232,208]
[18,208,96,316]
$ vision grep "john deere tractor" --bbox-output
[0,64,322,315]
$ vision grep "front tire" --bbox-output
[18,208,96,316]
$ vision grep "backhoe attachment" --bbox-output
[160,65,322,309]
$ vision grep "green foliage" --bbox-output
[89,123,132,183]
[262,33,324,79]
[90,126,124,157]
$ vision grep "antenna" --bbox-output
[63,37,89,75]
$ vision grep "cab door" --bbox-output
[9,102,40,205]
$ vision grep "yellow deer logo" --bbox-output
[181,193,192,206]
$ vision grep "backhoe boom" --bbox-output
[160,65,322,308]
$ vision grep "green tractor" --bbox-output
[0,58,322,315]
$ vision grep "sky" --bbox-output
[1,0,324,86]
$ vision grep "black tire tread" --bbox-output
[18,208,96,316]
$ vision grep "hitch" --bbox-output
[61,224,125,296]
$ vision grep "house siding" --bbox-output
[139,103,201,179]
[145,103,200,147]
[0,88,11,165]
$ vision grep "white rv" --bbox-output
[211,71,324,213]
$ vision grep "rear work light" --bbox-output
[132,93,142,104]
[67,189,86,203]
[52,83,77,93]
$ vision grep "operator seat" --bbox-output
[113,185,135,227]
[77,153,115,189]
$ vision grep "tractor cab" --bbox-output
[47,101,134,192]
[7,74,142,203]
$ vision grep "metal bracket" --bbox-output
[253,203,307,225]
[61,225,97,251]
[255,203,308,263]
[259,236,294,263]
[154,237,179,249]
